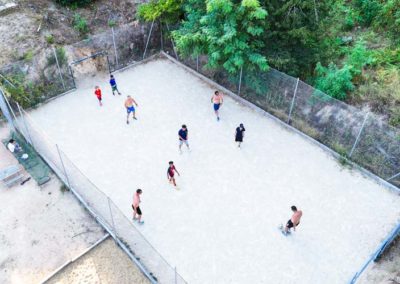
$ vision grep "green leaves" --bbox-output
[315,63,354,100]
[137,0,183,22]
[174,0,268,74]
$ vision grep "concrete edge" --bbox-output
[160,51,400,195]
[40,233,110,284]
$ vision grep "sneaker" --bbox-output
[217,117,220,121]
[126,120,129,124]
[133,117,137,120]
[138,221,144,225]
[118,92,122,95]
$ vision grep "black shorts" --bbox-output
[235,136,243,142]
[286,220,299,229]
[132,205,142,215]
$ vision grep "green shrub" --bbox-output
[73,13,89,35]
[346,41,374,75]
[314,63,354,100]
[23,50,34,62]
[45,34,55,44]
[47,47,67,67]
[355,0,383,26]
[108,19,116,28]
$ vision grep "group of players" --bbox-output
[94,74,303,234]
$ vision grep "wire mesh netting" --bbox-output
[174,54,400,189]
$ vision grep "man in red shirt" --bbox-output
[167,161,180,187]
[94,86,102,106]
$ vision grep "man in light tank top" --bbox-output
[211,90,224,121]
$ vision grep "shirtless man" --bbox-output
[132,189,144,224]
[211,91,224,121]
[284,205,303,234]
[124,95,138,124]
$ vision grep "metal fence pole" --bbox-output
[111,27,119,68]
[174,267,177,284]
[196,55,199,72]
[349,114,369,158]
[56,144,72,188]
[237,66,243,96]
[0,88,15,131]
[107,197,117,237]
[160,21,164,51]
[287,78,299,124]
[53,47,66,91]
[387,172,400,182]
[68,65,76,89]
[16,103,33,146]
[143,20,155,59]
[166,23,179,60]
[2,88,18,128]
[106,54,112,74]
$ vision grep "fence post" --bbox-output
[349,114,368,158]
[107,197,117,237]
[175,267,177,284]
[387,172,400,182]
[16,103,33,146]
[0,88,15,131]
[68,65,76,89]
[143,20,155,59]
[160,21,164,51]
[196,55,199,72]
[2,88,18,129]
[56,144,72,188]
[53,47,66,91]
[237,66,243,96]
[106,54,112,74]
[287,78,299,124]
[166,23,178,60]
[111,27,119,69]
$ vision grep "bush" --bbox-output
[346,41,374,75]
[47,47,67,67]
[23,50,34,62]
[314,62,354,100]
[73,13,89,35]
[355,0,382,26]
[45,34,55,44]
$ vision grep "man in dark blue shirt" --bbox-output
[109,74,121,95]
[178,124,190,153]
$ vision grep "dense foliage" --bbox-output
[138,0,400,126]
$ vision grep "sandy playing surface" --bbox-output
[46,237,150,284]
[25,58,400,284]
[0,126,105,284]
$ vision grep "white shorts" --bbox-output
[179,140,189,146]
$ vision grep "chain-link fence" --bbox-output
[0,94,186,284]
[1,20,399,284]
[168,46,400,190]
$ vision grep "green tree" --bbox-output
[137,0,184,23]
[173,0,268,74]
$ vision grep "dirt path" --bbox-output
[46,237,150,284]
[0,125,105,284]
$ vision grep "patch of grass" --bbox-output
[23,50,34,62]
[332,142,352,168]
[47,47,67,67]
[45,34,55,44]
[73,13,89,36]
[108,19,116,28]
